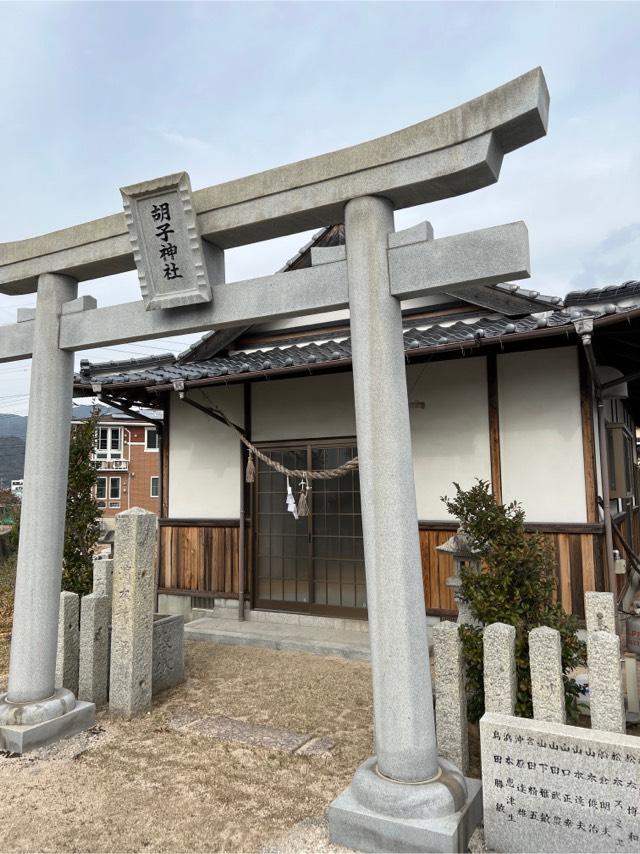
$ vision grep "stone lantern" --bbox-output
[436,528,481,627]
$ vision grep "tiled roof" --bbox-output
[565,280,640,307]
[75,282,640,393]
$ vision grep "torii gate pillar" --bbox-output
[327,196,481,851]
[0,275,95,752]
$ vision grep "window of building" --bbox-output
[150,476,160,498]
[607,422,636,501]
[96,477,107,506]
[145,427,159,451]
[94,426,123,460]
[109,477,121,508]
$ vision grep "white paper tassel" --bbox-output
[286,477,299,520]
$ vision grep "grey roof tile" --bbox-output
[74,292,640,393]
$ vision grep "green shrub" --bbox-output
[442,480,586,721]
[62,410,101,596]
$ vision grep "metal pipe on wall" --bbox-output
[578,325,619,633]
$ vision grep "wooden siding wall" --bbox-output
[420,523,605,621]
[158,521,240,597]
[159,519,606,620]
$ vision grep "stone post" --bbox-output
[432,620,469,773]
[343,195,437,783]
[0,274,95,753]
[587,629,625,734]
[79,593,110,707]
[584,591,616,633]
[529,626,565,724]
[93,558,114,622]
[55,591,80,696]
[484,622,517,716]
[109,508,156,717]
[329,197,479,854]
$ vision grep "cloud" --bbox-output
[570,223,640,290]
[158,130,212,155]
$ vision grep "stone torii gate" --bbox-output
[0,69,548,851]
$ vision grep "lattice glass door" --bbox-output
[253,441,366,617]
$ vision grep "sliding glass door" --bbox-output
[253,440,366,617]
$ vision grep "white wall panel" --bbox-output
[408,358,492,519]
[168,385,243,518]
[498,346,586,523]
[251,372,356,441]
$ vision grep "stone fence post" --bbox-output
[432,620,469,773]
[93,557,114,622]
[483,622,517,716]
[109,508,156,718]
[529,626,565,724]
[587,629,625,734]
[55,591,79,697]
[79,593,109,707]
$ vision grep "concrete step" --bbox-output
[185,616,436,661]
[191,605,369,634]
[185,616,371,661]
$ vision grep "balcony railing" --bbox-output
[93,459,129,471]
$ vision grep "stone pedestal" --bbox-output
[329,758,483,853]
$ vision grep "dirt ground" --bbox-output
[1,638,380,853]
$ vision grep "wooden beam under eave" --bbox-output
[486,353,503,504]
[161,391,171,520]
[578,352,599,524]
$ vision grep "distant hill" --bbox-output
[0,414,27,440]
[0,436,25,487]
[0,404,127,488]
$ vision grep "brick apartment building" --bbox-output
[74,411,162,528]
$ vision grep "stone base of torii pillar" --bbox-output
[330,758,482,854]
[328,197,482,853]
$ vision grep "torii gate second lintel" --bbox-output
[0,219,532,364]
[0,69,550,854]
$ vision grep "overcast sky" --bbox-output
[1,1,639,414]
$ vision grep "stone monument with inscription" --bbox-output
[481,594,639,854]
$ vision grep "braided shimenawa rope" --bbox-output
[215,407,359,480]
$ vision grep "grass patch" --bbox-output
[0,552,16,678]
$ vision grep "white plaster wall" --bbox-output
[408,358,492,519]
[251,372,356,441]
[169,361,493,519]
[498,346,586,523]
[168,385,243,518]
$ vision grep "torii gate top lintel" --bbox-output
[0,67,548,296]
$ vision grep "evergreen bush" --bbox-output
[442,479,586,722]
[62,410,101,596]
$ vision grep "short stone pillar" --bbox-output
[55,591,80,696]
[587,629,625,734]
[79,593,109,707]
[109,508,156,717]
[529,626,565,723]
[484,622,517,715]
[432,620,469,773]
[584,591,616,633]
[93,558,114,622]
